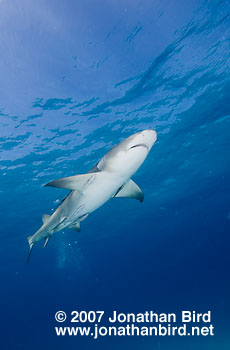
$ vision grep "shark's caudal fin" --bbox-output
[27,235,34,264]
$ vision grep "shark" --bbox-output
[27,129,157,262]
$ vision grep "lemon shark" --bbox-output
[27,130,157,262]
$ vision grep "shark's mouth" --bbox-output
[129,143,149,150]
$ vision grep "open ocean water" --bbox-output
[0,0,230,349]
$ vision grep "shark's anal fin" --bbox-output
[27,235,34,264]
[43,236,50,248]
[42,214,50,225]
[44,173,99,191]
[114,179,144,202]
[68,222,80,232]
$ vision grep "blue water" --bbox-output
[1,0,230,349]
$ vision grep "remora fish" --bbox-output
[27,130,157,262]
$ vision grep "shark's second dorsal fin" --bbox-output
[44,173,98,191]
[42,214,50,225]
[114,179,144,202]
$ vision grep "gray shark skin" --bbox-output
[27,130,157,262]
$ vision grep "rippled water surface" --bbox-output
[0,1,230,349]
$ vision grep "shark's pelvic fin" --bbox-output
[44,173,99,191]
[115,179,144,202]
[27,235,34,264]
[43,236,50,248]
[42,214,50,225]
[68,222,81,232]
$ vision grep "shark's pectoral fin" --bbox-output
[43,236,50,248]
[42,214,50,225]
[114,179,144,202]
[44,173,99,191]
[68,222,81,232]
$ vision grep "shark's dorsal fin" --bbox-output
[42,214,50,225]
[68,222,80,232]
[43,236,50,248]
[114,179,144,202]
[44,173,99,191]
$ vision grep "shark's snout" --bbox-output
[140,129,157,142]
[130,129,157,151]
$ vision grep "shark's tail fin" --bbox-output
[27,235,34,264]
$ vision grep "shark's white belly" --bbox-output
[78,172,126,214]
[64,172,125,224]
[60,150,148,227]
[48,171,127,234]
